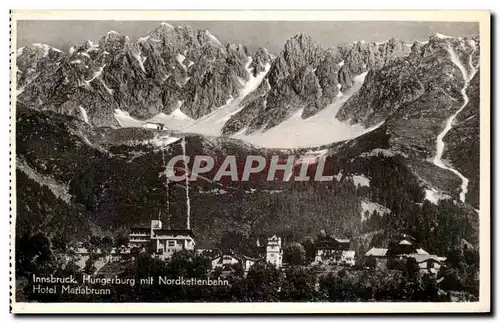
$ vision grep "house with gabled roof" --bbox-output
[365,247,388,258]
[195,242,218,256]
[211,253,240,270]
[128,219,195,261]
[409,254,447,275]
[314,235,355,265]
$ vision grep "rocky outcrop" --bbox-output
[16,44,66,90]
[337,35,480,159]
[221,37,411,135]
[16,23,272,127]
[442,72,480,208]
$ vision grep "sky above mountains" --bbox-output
[17,20,478,55]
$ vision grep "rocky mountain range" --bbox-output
[15,24,481,253]
[17,23,273,127]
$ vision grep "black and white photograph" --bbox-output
[9,10,491,313]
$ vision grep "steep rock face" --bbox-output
[16,23,273,127]
[441,72,480,208]
[221,37,410,135]
[331,34,480,205]
[337,35,480,158]
[16,44,66,90]
[336,58,425,126]
[267,34,324,85]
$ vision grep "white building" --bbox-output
[211,254,240,270]
[129,227,150,247]
[339,250,356,266]
[150,220,195,260]
[266,235,283,268]
[143,122,166,130]
[128,219,195,260]
[410,254,447,275]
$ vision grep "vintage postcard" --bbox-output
[9,10,490,314]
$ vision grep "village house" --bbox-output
[210,235,283,273]
[390,238,419,257]
[365,247,388,258]
[412,254,446,275]
[242,255,264,273]
[210,252,264,277]
[364,236,447,273]
[195,242,218,256]
[314,235,356,266]
[150,220,195,260]
[364,247,389,269]
[211,252,271,277]
[211,253,240,270]
[340,250,356,266]
[128,219,195,260]
[142,122,166,130]
[210,235,280,275]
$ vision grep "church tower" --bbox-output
[266,235,283,268]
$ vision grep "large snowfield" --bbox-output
[232,72,382,148]
[114,70,381,149]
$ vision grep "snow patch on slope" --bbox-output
[114,109,144,128]
[425,188,451,205]
[353,174,370,187]
[147,107,194,130]
[434,33,453,39]
[81,65,105,88]
[182,58,271,136]
[79,106,90,124]
[360,199,391,222]
[205,30,222,46]
[114,101,194,130]
[78,52,91,59]
[101,79,114,95]
[133,52,147,73]
[233,72,383,148]
[16,85,26,96]
[161,22,174,29]
[86,41,99,52]
[148,135,181,147]
[176,53,186,65]
[32,43,62,56]
[17,46,25,57]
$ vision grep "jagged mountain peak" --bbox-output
[160,21,174,29]
[226,43,248,55]
[143,22,224,49]
[102,30,126,42]
[17,43,63,58]
[254,46,270,57]
[17,22,275,125]
[282,33,322,56]
[286,33,316,46]
[200,29,223,46]
[267,33,323,85]
[429,32,455,40]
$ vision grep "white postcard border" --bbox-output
[9,9,491,314]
